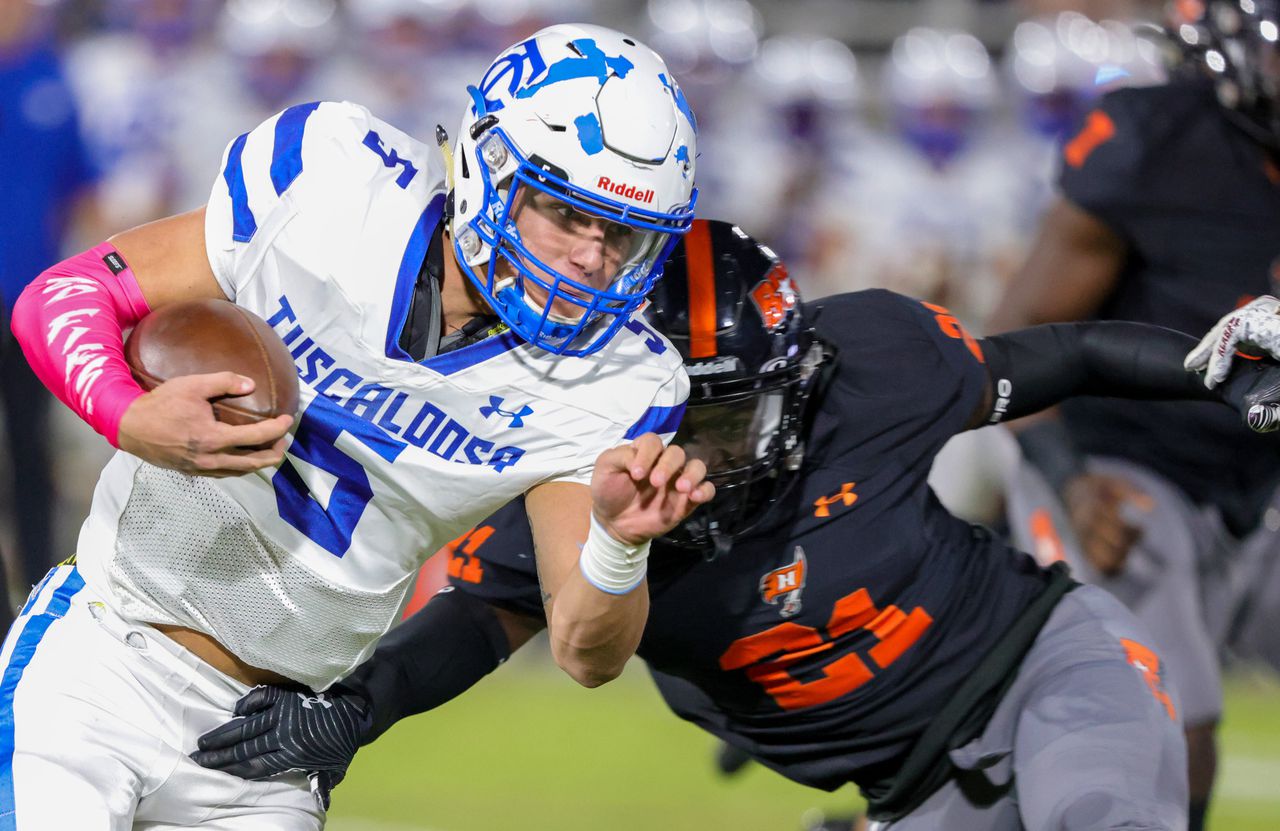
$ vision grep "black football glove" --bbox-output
[1218,358,1280,433]
[190,682,373,800]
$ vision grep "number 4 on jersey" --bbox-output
[447,525,494,584]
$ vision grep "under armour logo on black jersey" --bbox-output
[480,395,534,428]
[813,482,858,518]
[297,693,333,710]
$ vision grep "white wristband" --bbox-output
[578,513,650,595]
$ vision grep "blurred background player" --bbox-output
[807,27,1016,327]
[641,0,763,119]
[341,0,474,142]
[63,0,220,229]
[1001,12,1165,229]
[710,32,864,275]
[925,14,1165,532]
[66,0,343,227]
[0,0,99,620]
[1002,12,1112,233]
[696,30,865,274]
[186,0,345,206]
[640,0,766,228]
[991,2,1280,828]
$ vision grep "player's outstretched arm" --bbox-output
[970,321,1280,576]
[10,207,292,472]
[527,434,714,688]
[971,321,1280,433]
[191,589,540,803]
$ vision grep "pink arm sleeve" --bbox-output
[10,243,153,447]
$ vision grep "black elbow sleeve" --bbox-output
[980,324,1089,422]
[351,588,511,744]
[982,321,1214,423]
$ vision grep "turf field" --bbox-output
[328,643,1280,831]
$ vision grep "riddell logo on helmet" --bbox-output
[597,177,654,204]
[687,356,742,376]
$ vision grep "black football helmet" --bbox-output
[1169,0,1280,150]
[645,219,828,556]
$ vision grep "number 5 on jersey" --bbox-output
[274,396,408,556]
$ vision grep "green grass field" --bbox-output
[328,645,1280,831]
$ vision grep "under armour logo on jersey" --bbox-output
[813,482,857,518]
[759,547,807,618]
[297,693,333,710]
[479,395,534,428]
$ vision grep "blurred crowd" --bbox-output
[0,0,1169,601]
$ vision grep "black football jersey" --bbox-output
[1057,80,1280,533]
[445,291,1053,792]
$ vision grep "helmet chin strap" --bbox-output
[503,243,600,326]
[707,521,733,561]
[680,513,734,561]
[520,290,587,326]
[436,124,455,190]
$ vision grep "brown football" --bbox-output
[124,299,299,424]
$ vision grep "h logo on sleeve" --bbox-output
[759,547,808,618]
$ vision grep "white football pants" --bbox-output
[0,564,323,830]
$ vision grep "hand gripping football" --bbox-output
[124,299,300,424]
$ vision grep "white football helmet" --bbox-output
[884,28,997,166]
[450,23,698,356]
[1005,14,1103,138]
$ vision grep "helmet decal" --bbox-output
[475,39,548,113]
[660,72,699,133]
[675,144,692,178]
[749,264,798,330]
[515,39,635,100]
[575,113,605,155]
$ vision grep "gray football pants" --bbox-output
[871,586,1188,831]
[1005,457,1228,728]
[1221,492,1280,672]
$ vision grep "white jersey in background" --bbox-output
[74,101,688,691]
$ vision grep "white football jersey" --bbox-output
[74,101,688,690]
